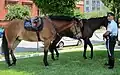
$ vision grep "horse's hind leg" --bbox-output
[10,39,21,65]
[2,32,12,67]
[49,44,55,60]
[49,35,61,60]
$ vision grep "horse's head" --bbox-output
[79,16,108,38]
[70,17,83,39]
[101,16,108,28]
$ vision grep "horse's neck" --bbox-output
[53,20,73,32]
[89,22,102,32]
[59,29,74,38]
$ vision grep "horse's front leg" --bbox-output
[54,48,59,59]
[43,40,51,66]
[83,39,87,59]
[87,39,93,59]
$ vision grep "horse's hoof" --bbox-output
[53,58,55,61]
[56,57,59,60]
[45,66,49,69]
[11,63,16,66]
[90,57,93,59]
[44,63,49,66]
[8,64,12,68]
[89,56,93,59]
[83,56,87,59]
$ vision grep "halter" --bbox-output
[72,19,83,39]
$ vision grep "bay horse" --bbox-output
[1,15,82,67]
[49,16,108,60]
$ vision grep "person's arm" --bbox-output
[103,23,111,39]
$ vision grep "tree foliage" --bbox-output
[5,4,30,20]
[101,0,120,19]
[33,0,79,16]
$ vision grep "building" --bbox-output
[84,0,104,12]
[0,0,39,20]
[76,0,84,13]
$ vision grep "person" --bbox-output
[103,12,118,69]
[118,18,120,27]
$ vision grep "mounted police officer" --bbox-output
[103,12,118,69]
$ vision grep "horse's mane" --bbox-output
[49,15,74,21]
[83,16,107,20]
[82,16,107,23]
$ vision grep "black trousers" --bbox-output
[106,36,117,67]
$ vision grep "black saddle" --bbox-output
[24,16,43,31]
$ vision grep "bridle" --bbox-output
[72,18,83,39]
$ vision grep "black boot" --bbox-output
[108,58,114,69]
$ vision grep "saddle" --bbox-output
[24,16,43,31]
[24,16,43,41]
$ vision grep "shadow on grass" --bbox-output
[0,50,120,75]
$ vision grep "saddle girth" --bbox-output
[36,31,41,41]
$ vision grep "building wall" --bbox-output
[0,0,39,20]
[0,0,7,20]
[76,0,84,13]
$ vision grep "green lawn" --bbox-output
[0,50,120,75]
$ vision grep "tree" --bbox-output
[101,0,120,20]
[5,4,30,20]
[33,0,79,16]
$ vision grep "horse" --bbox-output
[49,16,108,60]
[1,15,82,67]
[81,16,108,59]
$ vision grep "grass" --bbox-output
[0,50,120,75]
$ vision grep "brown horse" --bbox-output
[2,16,82,67]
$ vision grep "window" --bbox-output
[5,1,18,7]
[22,2,32,10]
[86,1,89,5]
[92,7,95,11]
[86,7,89,12]
[97,7,100,10]
[97,1,100,7]
[92,0,96,6]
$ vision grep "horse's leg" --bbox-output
[43,40,51,66]
[54,47,59,59]
[87,39,93,59]
[83,38,87,59]
[49,35,61,60]
[49,44,55,60]
[10,39,21,65]
[2,32,12,67]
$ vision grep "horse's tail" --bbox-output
[2,31,11,66]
